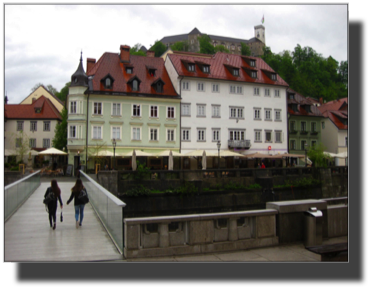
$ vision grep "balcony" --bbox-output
[289,130,298,135]
[300,130,308,135]
[228,140,251,149]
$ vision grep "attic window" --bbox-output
[188,64,195,72]
[102,74,114,89]
[292,104,298,112]
[34,108,42,113]
[74,77,78,83]
[232,69,239,76]
[156,82,162,93]
[250,60,256,67]
[289,94,295,99]
[271,74,277,81]
[203,65,210,73]
[132,80,139,91]
[126,67,133,74]
[251,71,257,78]
[105,78,112,88]
[148,69,156,77]
[305,105,311,113]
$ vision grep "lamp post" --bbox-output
[217,140,221,169]
[112,138,116,170]
[304,143,308,167]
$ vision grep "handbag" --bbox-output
[78,189,89,204]
[60,211,63,222]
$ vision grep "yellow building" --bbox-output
[20,85,64,113]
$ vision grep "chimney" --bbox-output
[146,50,155,58]
[87,58,96,74]
[319,97,323,104]
[120,45,130,62]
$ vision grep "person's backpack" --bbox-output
[43,191,55,205]
[78,189,89,204]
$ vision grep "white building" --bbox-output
[164,51,289,161]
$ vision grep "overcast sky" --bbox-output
[4,3,348,104]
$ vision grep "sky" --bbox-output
[3,3,348,104]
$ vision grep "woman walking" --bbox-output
[44,179,63,230]
[66,179,88,228]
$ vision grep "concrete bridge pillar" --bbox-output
[159,223,169,248]
[228,218,238,241]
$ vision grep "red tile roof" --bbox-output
[287,88,324,117]
[167,52,289,87]
[87,52,179,98]
[5,96,62,120]
[318,98,348,115]
[327,111,348,130]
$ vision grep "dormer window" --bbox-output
[305,105,311,113]
[151,78,166,93]
[127,76,141,92]
[250,60,256,67]
[34,107,42,113]
[101,74,114,89]
[126,67,133,74]
[233,69,239,76]
[251,71,257,78]
[289,93,295,100]
[271,73,277,81]
[188,64,195,72]
[291,104,298,112]
[203,65,210,73]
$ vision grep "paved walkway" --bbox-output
[5,181,122,262]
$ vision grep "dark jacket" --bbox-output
[44,187,63,207]
[67,188,87,206]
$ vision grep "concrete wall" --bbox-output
[124,209,279,258]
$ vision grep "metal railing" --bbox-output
[5,170,41,221]
[80,170,126,254]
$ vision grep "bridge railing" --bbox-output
[5,170,41,221]
[80,170,126,254]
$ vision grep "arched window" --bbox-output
[105,78,111,88]
[133,80,138,91]
[156,82,162,93]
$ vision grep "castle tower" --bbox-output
[254,25,265,44]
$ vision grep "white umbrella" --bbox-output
[335,151,347,158]
[4,149,17,156]
[122,150,153,157]
[202,150,207,170]
[209,150,245,157]
[27,149,39,156]
[168,150,174,170]
[95,150,119,157]
[185,150,209,157]
[38,147,67,155]
[132,149,137,171]
[323,151,339,158]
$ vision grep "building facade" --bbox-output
[160,25,266,57]
[287,88,325,166]
[318,98,348,166]
[67,47,181,172]
[164,51,289,168]
[4,95,62,163]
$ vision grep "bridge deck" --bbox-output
[5,181,123,262]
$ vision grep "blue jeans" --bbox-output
[74,204,85,224]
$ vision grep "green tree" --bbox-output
[307,143,331,168]
[214,45,230,53]
[171,41,189,52]
[88,141,108,170]
[197,35,215,54]
[150,40,167,57]
[11,130,30,164]
[240,42,250,56]
[55,82,70,103]
[52,108,67,151]
[130,43,147,56]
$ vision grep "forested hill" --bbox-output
[261,44,347,102]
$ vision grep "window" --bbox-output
[43,139,50,148]
[30,121,37,132]
[275,131,282,143]
[69,126,76,138]
[112,126,122,140]
[231,45,235,50]
[290,121,296,132]
[275,110,281,121]
[212,105,221,118]
[167,129,175,141]
[197,82,205,91]
[230,85,243,94]
[301,140,307,150]
[212,84,219,92]
[167,107,175,118]
[70,101,77,114]
[311,122,317,132]
[17,121,24,131]
[265,109,272,120]
[91,126,101,139]
[105,78,111,88]
[126,67,133,74]
[232,69,239,76]
[43,121,51,131]
[301,122,307,132]
[112,103,121,116]
[254,108,261,120]
[265,131,272,142]
[150,128,158,141]
[182,129,190,141]
[230,85,236,94]
[212,129,220,141]
[345,137,348,147]
[148,106,157,118]
[312,140,317,146]
[265,88,270,96]
[289,94,294,99]
[29,138,36,148]
[132,127,141,140]
[197,104,206,117]
[15,138,22,148]
[271,74,277,81]
[254,130,262,142]
[188,64,195,72]
[230,107,244,119]
[254,87,260,95]
[250,60,256,67]
[251,71,257,78]
[182,81,190,91]
[203,66,210,73]
[132,80,139,91]
[290,140,296,150]
[322,121,325,129]
[133,105,141,117]
[156,82,163,93]
[181,104,190,116]
[197,129,206,141]
[93,102,102,115]
[274,90,280,97]
[229,130,245,140]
